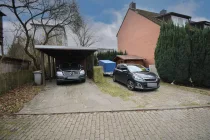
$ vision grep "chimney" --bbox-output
[160,9,167,15]
[129,2,136,10]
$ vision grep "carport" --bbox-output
[35,45,97,85]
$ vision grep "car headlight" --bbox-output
[80,70,85,75]
[133,75,145,82]
[56,71,63,77]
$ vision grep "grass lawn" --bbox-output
[95,77,133,100]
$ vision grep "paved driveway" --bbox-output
[1,108,210,140]
[18,79,137,114]
[106,77,210,108]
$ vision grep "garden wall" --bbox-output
[0,70,33,95]
[0,56,31,74]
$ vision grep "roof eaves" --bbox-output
[156,12,191,19]
[0,11,6,16]
[116,55,144,60]
[116,8,130,37]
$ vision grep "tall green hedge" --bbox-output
[174,26,191,84]
[155,24,210,88]
[0,70,33,95]
[203,29,210,87]
[155,24,179,83]
[190,29,206,86]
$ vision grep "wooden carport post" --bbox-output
[52,57,55,78]
[48,55,52,82]
[41,52,46,85]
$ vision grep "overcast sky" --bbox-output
[2,0,210,50]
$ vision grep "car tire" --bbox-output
[127,80,135,91]
[56,80,61,85]
[82,79,86,83]
[113,75,117,82]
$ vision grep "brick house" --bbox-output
[117,2,209,67]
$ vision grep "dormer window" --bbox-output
[171,16,189,27]
[156,11,191,27]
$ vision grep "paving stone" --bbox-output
[1,108,210,140]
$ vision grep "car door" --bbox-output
[120,66,129,84]
[114,65,122,82]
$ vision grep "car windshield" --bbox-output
[60,63,80,69]
[61,63,71,69]
[127,65,146,72]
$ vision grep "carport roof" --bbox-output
[35,45,98,60]
[35,45,98,51]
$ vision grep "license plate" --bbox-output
[67,77,72,79]
[147,83,157,88]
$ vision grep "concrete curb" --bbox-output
[15,105,210,115]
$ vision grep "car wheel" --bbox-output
[127,80,135,91]
[113,75,117,82]
[56,80,61,85]
[82,79,86,83]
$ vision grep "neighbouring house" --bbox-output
[190,21,210,29]
[114,55,145,65]
[117,2,209,67]
[30,23,68,46]
[97,48,115,53]
[0,56,31,74]
[0,11,6,56]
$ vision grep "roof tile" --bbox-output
[133,9,162,25]
[115,55,144,60]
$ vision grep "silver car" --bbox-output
[56,62,86,85]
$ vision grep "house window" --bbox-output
[204,25,210,29]
[171,16,188,27]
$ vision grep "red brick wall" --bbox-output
[117,9,160,67]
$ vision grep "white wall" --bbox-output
[32,25,67,46]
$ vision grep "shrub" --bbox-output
[190,29,206,86]
[93,66,105,83]
[155,23,176,83]
[202,29,210,87]
[174,26,191,85]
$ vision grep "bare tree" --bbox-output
[0,0,82,69]
[71,20,99,47]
